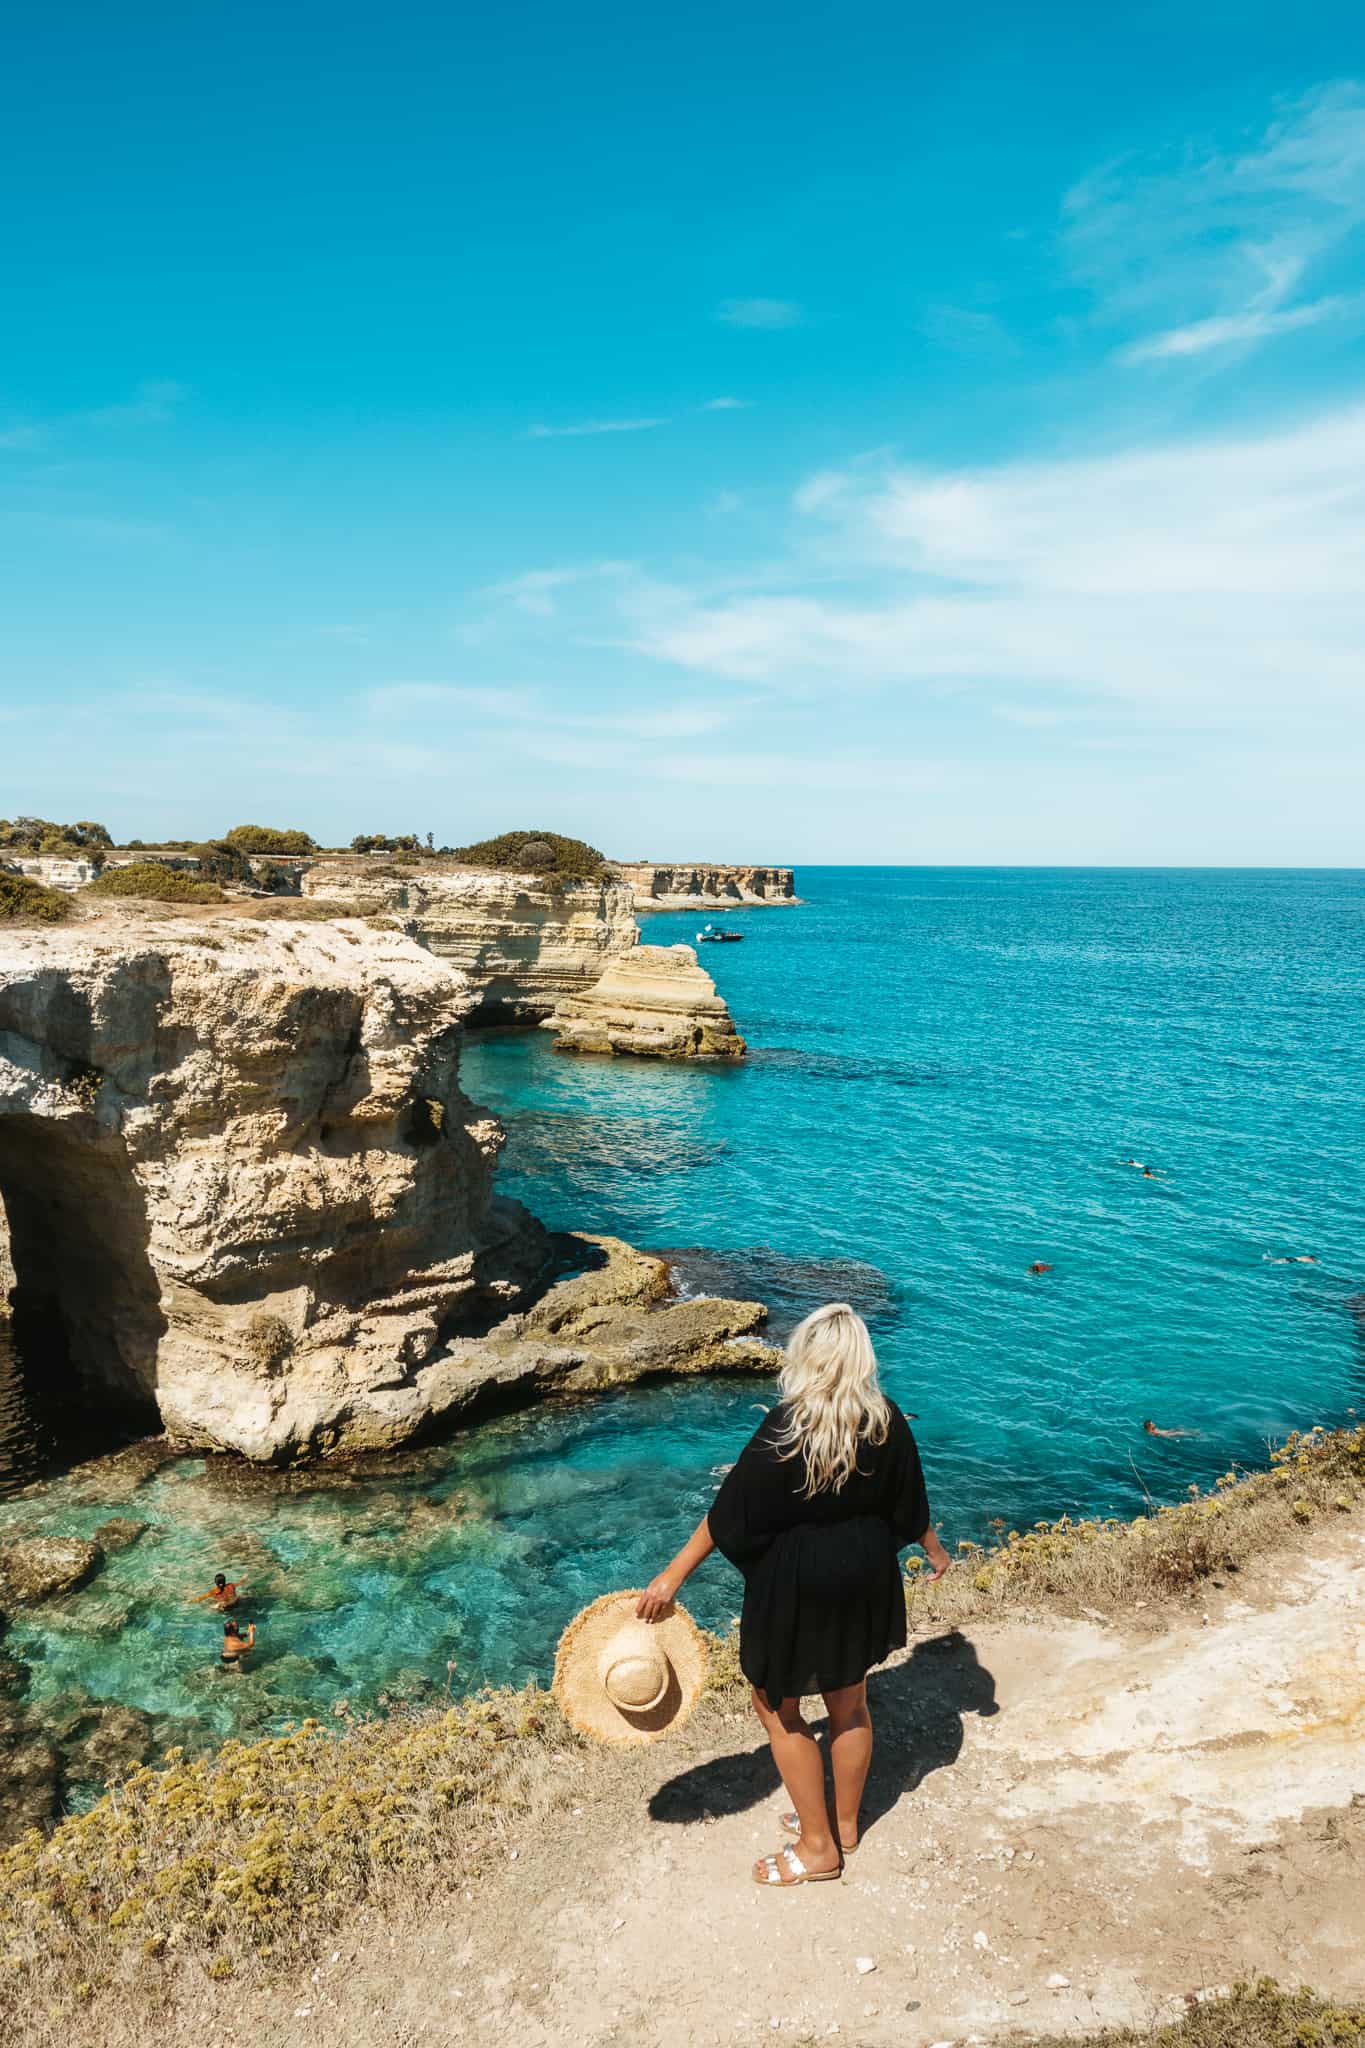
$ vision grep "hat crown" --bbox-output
[599,1622,669,1713]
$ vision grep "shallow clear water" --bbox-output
[3,868,1363,1768]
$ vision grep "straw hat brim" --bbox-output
[553,1590,709,1746]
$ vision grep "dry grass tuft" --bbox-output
[1015,1977,1365,2046]
[904,1425,1365,1633]
[0,1688,580,2030]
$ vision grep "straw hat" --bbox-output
[553,1590,709,1745]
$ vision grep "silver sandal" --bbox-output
[754,1843,841,1887]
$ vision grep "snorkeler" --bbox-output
[1028,1261,1053,1274]
[1143,1419,1199,1440]
[1262,1253,1318,1265]
[191,1572,249,1610]
[220,1619,256,1668]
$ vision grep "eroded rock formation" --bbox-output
[0,914,770,1464]
[299,862,639,1021]
[547,944,745,1060]
[0,915,542,1462]
[617,863,800,910]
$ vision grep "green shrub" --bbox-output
[0,871,74,923]
[84,863,224,904]
[189,840,256,885]
[351,832,422,854]
[451,829,608,880]
[0,816,111,859]
[223,824,317,855]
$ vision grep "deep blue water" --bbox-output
[3,868,1363,1763]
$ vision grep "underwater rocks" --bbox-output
[0,915,553,1464]
[546,945,745,1061]
[617,863,800,910]
[298,861,640,1023]
[0,1534,104,1605]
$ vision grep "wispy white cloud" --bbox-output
[483,561,631,616]
[700,396,753,411]
[1119,295,1356,362]
[716,298,803,329]
[625,402,1365,726]
[85,379,189,427]
[527,416,668,439]
[1065,79,1365,366]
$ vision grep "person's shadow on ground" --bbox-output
[648,1629,999,1837]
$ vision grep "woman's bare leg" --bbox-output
[822,1679,872,1850]
[749,1687,838,1876]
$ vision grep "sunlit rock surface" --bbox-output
[617,863,800,910]
[298,861,639,1022]
[547,944,746,1060]
[0,915,549,1463]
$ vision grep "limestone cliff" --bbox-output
[617,863,800,910]
[298,862,639,1022]
[0,915,771,1464]
[0,915,535,1462]
[547,944,745,1060]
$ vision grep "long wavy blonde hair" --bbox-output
[774,1302,891,1497]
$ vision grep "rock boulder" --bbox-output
[546,945,745,1060]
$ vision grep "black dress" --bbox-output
[707,1401,930,1706]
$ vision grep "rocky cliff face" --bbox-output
[616,863,800,909]
[547,944,745,1060]
[0,913,771,1464]
[0,915,546,1462]
[299,863,639,1022]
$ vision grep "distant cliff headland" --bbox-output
[617,861,800,910]
[0,817,787,1472]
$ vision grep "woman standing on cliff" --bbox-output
[637,1303,950,1887]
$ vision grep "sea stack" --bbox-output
[546,944,745,1060]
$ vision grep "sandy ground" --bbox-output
[164,1521,1364,2048]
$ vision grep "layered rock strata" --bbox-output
[0,915,770,1464]
[299,862,639,1022]
[617,863,799,910]
[0,915,540,1462]
[547,944,745,1060]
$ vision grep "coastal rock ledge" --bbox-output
[0,917,771,1463]
[617,862,799,911]
[546,944,745,1060]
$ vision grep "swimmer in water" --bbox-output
[220,1619,256,1668]
[1029,1262,1053,1274]
[191,1572,249,1610]
[1262,1254,1318,1265]
[1143,1419,1199,1440]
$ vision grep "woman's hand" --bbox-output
[922,1530,952,1582]
[636,1574,677,1621]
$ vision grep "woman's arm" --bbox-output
[636,1515,716,1621]
[916,1524,952,1582]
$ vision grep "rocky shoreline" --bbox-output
[616,861,800,910]
[0,911,775,1467]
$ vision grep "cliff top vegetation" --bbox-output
[222,824,318,855]
[83,863,225,905]
[0,871,75,923]
[449,829,609,879]
[0,817,112,859]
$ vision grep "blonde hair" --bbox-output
[774,1303,891,1497]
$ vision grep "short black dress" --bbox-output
[707,1401,930,1706]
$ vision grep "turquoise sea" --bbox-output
[2,868,1363,1779]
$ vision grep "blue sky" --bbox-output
[2,3,1363,862]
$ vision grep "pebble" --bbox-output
[854,1956,877,1975]
[1046,1972,1071,1989]
[972,1930,990,1949]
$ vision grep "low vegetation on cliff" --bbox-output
[1031,1982,1365,2047]
[0,871,75,924]
[450,828,609,879]
[222,824,318,855]
[1,1424,1358,2040]
[83,863,225,905]
[0,817,112,860]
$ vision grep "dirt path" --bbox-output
[180,1522,1365,2048]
